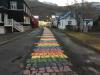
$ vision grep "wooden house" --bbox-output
[0,0,32,34]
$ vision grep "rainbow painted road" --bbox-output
[23,28,77,75]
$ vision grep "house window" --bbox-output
[86,21,90,25]
[68,21,72,25]
[10,1,17,10]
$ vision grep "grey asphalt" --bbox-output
[0,32,25,44]
[51,28,100,75]
[0,28,43,75]
[0,28,100,75]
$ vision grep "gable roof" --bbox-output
[59,11,75,20]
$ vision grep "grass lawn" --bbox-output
[65,31,100,51]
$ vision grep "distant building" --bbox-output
[80,19,93,32]
[31,16,39,28]
[92,15,100,31]
[53,11,77,30]
[59,12,77,30]
[52,17,58,28]
[52,11,94,32]
[0,0,32,34]
[91,2,100,8]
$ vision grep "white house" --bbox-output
[58,11,77,30]
[52,18,58,27]
[52,11,94,32]
[80,19,93,32]
[51,17,59,28]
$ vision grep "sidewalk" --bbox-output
[0,32,23,42]
[0,31,31,46]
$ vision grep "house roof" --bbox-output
[84,19,93,20]
[59,11,74,20]
[58,11,95,21]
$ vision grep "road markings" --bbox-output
[23,28,75,75]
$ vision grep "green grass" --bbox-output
[66,31,100,51]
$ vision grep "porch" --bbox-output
[4,19,24,33]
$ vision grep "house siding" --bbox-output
[0,0,9,8]
[0,0,32,34]
[59,16,77,29]
[80,19,93,32]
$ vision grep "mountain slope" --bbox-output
[26,0,65,16]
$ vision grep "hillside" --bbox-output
[25,0,66,16]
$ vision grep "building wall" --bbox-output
[84,20,93,26]
[0,0,9,8]
[0,26,5,34]
[7,0,23,9]
[23,26,32,31]
[59,19,65,29]
[0,13,3,23]
[0,0,32,34]
[59,17,77,29]
[80,19,93,32]
[53,20,57,27]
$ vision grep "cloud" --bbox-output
[39,0,100,6]
[39,0,68,6]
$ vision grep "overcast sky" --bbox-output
[39,0,100,6]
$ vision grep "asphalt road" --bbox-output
[0,28,43,75]
[51,28,100,75]
[0,32,25,43]
[0,28,100,75]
